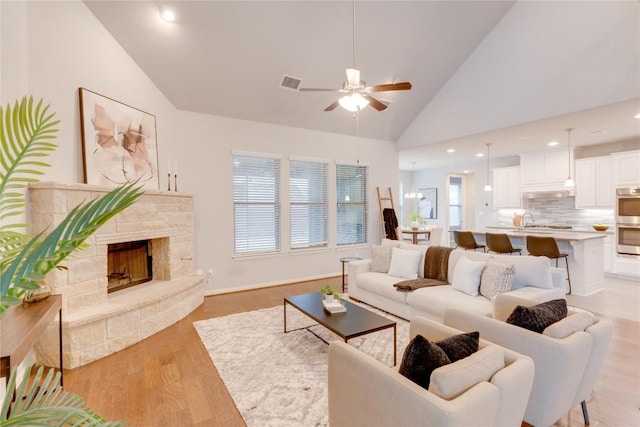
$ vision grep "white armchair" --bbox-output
[443,304,613,426]
[328,317,535,427]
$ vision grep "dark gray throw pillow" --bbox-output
[436,331,480,362]
[398,335,450,389]
[506,298,568,333]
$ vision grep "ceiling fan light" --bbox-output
[339,93,369,112]
[346,68,360,87]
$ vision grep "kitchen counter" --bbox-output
[485,225,613,237]
[472,228,606,296]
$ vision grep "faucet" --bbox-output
[521,212,534,232]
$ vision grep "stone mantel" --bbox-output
[28,182,204,368]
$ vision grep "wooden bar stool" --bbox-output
[453,231,486,252]
[526,235,571,294]
[486,233,521,255]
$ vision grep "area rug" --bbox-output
[193,303,409,427]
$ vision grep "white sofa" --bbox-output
[347,240,566,322]
[328,316,535,427]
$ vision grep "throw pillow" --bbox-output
[451,256,486,296]
[399,243,428,278]
[398,334,451,389]
[492,294,540,322]
[388,247,422,280]
[543,311,594,339]
[371,245,393,273]
[479,261,515,300]
[436,331,480,362]
[429,345,505,400]
[492,256,553,289]
[506,299,568,333]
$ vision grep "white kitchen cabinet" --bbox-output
[520,149,570,191]
[493,166,521,208]
[603,234,613,273]
[575,156,613,208]
[611,150,640,186]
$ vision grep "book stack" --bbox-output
[322,298,346,314]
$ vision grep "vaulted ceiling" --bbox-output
[85,1,639,170]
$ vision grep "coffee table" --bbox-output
[284,292,397,365]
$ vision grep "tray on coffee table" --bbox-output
[284,291,397,365]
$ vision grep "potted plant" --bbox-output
[0,96,141,425]
[406,212,423,230]
[320,285,341,302]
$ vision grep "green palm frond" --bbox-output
[0,365,126,426]
[0,182,143,314]
[0,96,59,230]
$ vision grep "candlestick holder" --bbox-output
[167,172,171,191]
[174,174,178,192]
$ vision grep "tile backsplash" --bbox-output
[497,196,614,228]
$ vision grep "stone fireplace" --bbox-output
[28,182,204,369]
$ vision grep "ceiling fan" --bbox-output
[297,1,412,113]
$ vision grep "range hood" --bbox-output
[522,189,575,199]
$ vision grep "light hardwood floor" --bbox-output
[63,275,639,427]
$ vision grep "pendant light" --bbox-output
[564,127,575,187]
[483,143,492,192]
[404,162,423,199]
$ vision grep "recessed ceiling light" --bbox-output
[635,113,640,119]
[476,153,484,157]
[160,7,176,23]
[587,129,608,135]
[548,141,559,146]
[446,148,455,153]
[463,170,470,174]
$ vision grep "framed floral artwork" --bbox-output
[79,88,159,190]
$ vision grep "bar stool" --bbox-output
[526,235,571,294]
[486,233,522,255]
[453,231,486,252]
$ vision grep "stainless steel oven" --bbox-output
[616,187,640,255]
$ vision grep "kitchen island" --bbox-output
[472,227,607,296]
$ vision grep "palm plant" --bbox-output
[0,96,143,315]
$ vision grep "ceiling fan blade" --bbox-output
[324,100,340,111]
[363,95,387,111]
[299,87,341,92]
[368,82,412,92]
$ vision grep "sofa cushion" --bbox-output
[357,272,409,304]
[543,311,594,339]
[436,331,480,362]
[492,255,553,289]
[408,286,493,321]
[388,247,422,279]
[506,299,568,333]
[398,334,451,389]
[371,245,393,273]
[429,345,505,400]
[451,256,486,296]
[399,243,429,278]
[479,261,515,299]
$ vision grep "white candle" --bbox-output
[175,160,178,175]
[167,158,171,174]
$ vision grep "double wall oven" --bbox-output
[616,187,640,255]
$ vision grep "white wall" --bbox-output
[1,1,399,293]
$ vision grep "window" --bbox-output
[233,154,281,254]
[449,176,462,231]
[336,164,368,245]
[290,160,328,249]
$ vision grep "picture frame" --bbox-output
[418,188,437,219]
[79,88,159,190]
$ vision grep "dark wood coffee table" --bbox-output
[284,292,397,365]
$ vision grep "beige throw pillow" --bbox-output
[371,245,393,273]
[429,345,505,400]
[479,261,515,300]
[388,247,422,279]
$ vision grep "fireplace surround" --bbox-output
[28,182,204,369]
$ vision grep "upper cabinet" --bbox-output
[520,149,570,191]
[575,156,613,208]
[493,166,521,208]
[611,150,640,186]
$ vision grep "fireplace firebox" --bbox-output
[107,240,153,293]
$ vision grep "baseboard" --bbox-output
[204,273,341,296]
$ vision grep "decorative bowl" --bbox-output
[592,224,609,231]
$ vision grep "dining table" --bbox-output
[401,228,431,244]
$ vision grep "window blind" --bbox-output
[336,164,368,245]
[233,154,281,254]
[290,160,328,249]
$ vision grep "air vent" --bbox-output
[280,75,303,91]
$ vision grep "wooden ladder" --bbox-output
[376,187,397,239]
